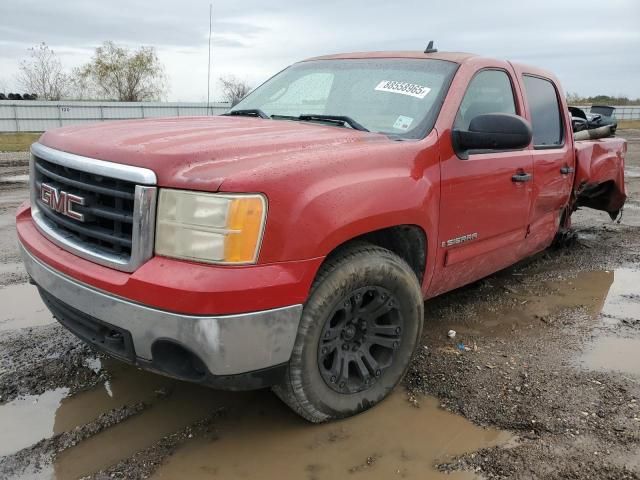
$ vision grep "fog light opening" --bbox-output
[151,340,208,381]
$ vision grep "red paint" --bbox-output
[18,51,626,315]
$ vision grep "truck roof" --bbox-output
[303,51,478,63]
[302,50,557,84]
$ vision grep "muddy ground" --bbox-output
[0,133,639,480]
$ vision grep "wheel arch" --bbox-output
[319,224,428,286]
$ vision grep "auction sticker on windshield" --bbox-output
[375,80,431,99]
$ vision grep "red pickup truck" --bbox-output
[17,50,626,422]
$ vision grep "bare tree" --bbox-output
[77,41,167,101]
[219,75,252,106]
[17,43,69,100]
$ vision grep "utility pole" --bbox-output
[206,2,213,114]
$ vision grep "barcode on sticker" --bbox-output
[375,81,431,99]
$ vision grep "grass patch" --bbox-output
[618,120,640,130]
[0,132,42,152]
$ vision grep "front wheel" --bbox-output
[273,243,424,422]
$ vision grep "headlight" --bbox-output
[155,190,267,264]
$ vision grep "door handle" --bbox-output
[512,172,532,183]
[560,166,575,175]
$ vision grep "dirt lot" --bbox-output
[0,132,639,480]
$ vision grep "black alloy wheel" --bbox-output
[317,286,403,394]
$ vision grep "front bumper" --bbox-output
[20,243,303,387]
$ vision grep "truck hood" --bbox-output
[38,116,389,190]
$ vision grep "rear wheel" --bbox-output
[272,243,423,422]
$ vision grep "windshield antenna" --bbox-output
[424,40,438,54]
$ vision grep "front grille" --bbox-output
[30,143,157,272]
[34,155,136,258]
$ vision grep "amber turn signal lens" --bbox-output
[225,196,266,263]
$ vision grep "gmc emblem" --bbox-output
[40,183,85,222]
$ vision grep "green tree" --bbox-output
[77,41,167,101]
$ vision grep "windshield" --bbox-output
[231,58,458,139]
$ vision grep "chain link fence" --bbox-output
[0,101,232,132]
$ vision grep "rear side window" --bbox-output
[523,75,563,147]
[454,70,516,130]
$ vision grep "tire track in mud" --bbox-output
[0,402,147,479]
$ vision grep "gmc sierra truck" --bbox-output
[17,50,626,422]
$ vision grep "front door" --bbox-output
[430,68,534,296]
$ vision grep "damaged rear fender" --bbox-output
[573,138,627,219]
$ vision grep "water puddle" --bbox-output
[0,388,69,457]
[574,267,640,377]
[0,356,219,473]
[580,337,640,377]
[444,269,617,338]
[438,266,640,378]
[593,268,640,325]
[53,358,173,434]
[151,390,511,480]
[0,354,511,479]
[52,363,239,479]
[0,282,55,331]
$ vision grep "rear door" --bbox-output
[519,73,574,252]
[429,67,534,296]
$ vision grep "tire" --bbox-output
[272,243,424,423]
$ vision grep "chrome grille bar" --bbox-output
[30,143,157,272]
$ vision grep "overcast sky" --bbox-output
[1,0,639,101]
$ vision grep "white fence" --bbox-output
[571,105,640,121]
[2,101,638,133]
[0,101,232,132]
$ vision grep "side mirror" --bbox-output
[452,113,532,159]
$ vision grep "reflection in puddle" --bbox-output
[0,388,69,457]
[152,391,511,480]
[595,268,640,325]
[0,282,54,331]
[576,268,640,377]
[581,337,640,376]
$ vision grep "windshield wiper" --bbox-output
[297,114,369,132]
[224,109,270,119]
[270,114,300,121]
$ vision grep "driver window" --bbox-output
[454,70,516,130]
